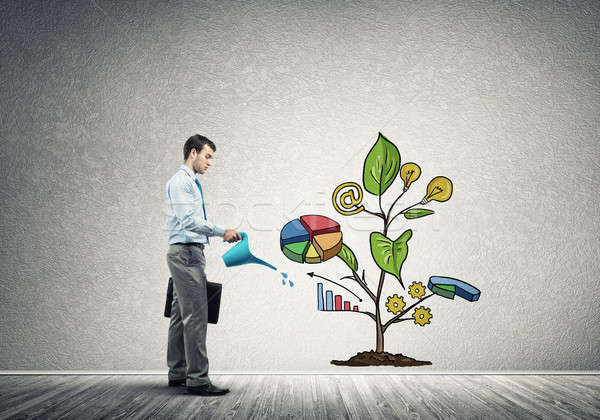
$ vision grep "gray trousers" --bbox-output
[166,243,211,387]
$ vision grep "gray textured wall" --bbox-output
[1,0,598,371]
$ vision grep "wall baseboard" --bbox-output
[1,370,598,375]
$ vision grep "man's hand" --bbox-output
[223,229,242,243]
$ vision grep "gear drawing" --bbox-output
[412,306,432,326]
[385,294,406,315]
[408,281,426,299]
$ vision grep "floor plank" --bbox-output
[454,375,549,419]
[0,375,598,419]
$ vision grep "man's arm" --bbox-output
[168,180,226,237]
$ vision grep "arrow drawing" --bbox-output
[307,272,363,302]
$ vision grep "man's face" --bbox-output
[192,144,215,174]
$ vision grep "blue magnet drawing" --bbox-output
[428,276,480,301]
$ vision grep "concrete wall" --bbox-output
[1,0,598,371]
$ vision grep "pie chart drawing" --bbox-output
[281,215,343,264]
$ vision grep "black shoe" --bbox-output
[187,384,230,396]
[168,379,186,387]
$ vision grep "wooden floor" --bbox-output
[0,375,598,419]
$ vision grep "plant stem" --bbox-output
[351,270,376,302]
[375,270,386,352]
[353,311,376,321]
[386,202,421,231]
[362,208,385,219]
[371,190,414,353]
[374,191,394,353]
[386,190,406,224]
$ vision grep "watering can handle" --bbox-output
[223,231,247,242]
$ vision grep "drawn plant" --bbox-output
[324,132,480,366]
[279,132,480,365]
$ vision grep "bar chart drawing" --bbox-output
[317,283,359,312]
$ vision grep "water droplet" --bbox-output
[281,272,288,278]
[282,279,286,285]
[289,280,294,287]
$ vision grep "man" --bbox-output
[165,134,241,396]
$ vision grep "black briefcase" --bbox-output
[164,277,222,324]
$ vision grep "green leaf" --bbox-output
[404,209,435,219]
[369,230,412,288]
[362,132,401,196]
[337,243,358,272]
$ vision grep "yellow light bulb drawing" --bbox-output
[400,163,421,191]
[421,176,453,204]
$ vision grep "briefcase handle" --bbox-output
[164,277,174,318]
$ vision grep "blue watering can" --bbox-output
[222,232,276,270]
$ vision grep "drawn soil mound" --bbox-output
[331,351,431,367]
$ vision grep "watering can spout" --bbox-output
[248,255,277,271]
[222,232,277,271]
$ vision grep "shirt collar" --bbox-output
[180,164,196,180]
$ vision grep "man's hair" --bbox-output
[183,134,216,160]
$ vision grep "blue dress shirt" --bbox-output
[166,165,226,245]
